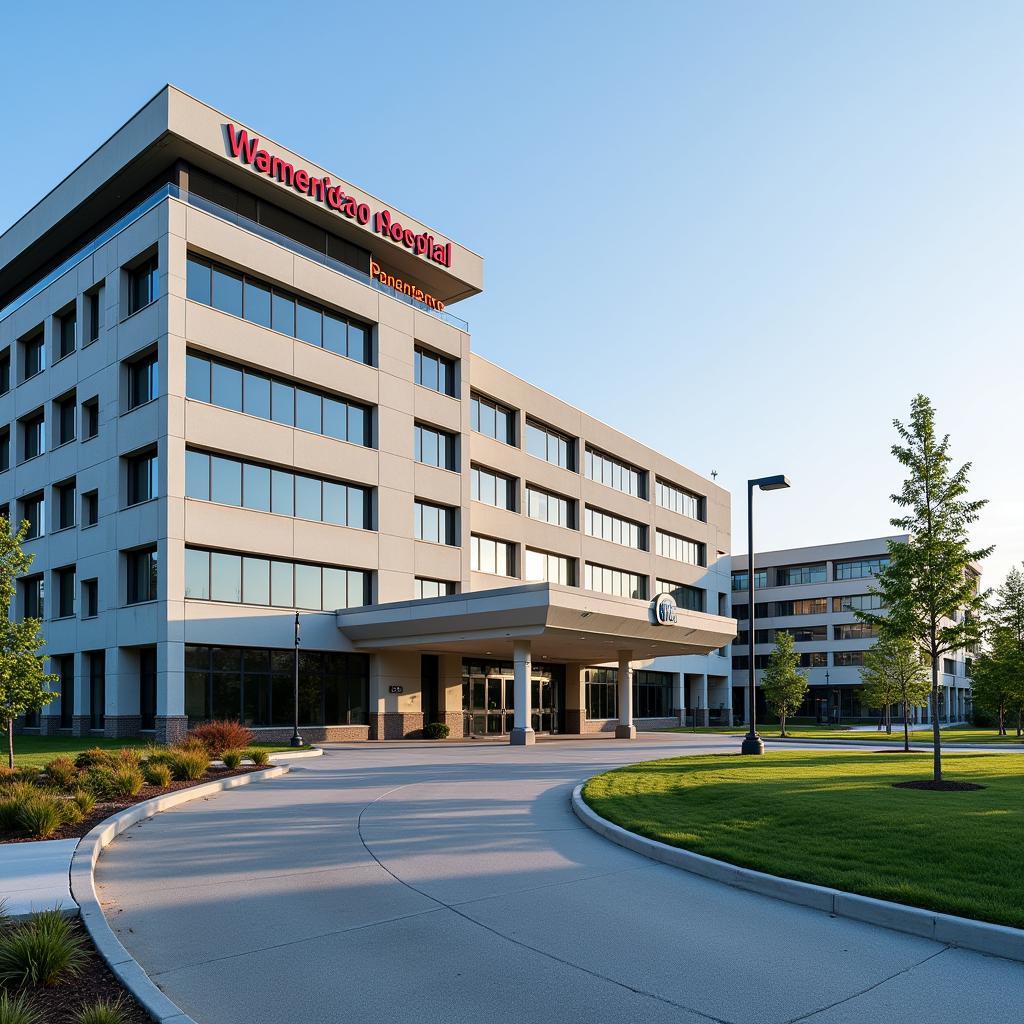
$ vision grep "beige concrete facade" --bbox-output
[1,86,733,744]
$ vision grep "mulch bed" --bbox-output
[1,766,263,844]
[8,919,152,1024]
[892,779,986,791]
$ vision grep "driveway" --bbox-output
[97,735,1022,1024]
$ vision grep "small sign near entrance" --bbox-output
[389,685,404,694]
[652,593,678,626]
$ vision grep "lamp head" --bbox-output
[751,474,791,491]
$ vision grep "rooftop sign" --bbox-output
[224,124,452,269]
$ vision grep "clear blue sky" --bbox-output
[2,1,1020,583]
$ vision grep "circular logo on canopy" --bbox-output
[653,593,678,626]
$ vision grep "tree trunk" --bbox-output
[931,654,942,782]
[6,720,13,771]
[999,705,1005,736]
[1016,708,1022,737]
[903,700,910,752]
[886,704,892,735]
[780,711,787,738]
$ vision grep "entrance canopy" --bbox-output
[336,582,736,662]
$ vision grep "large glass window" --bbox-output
[634,670,673,718]
[20,410,45,462]
[834,623,879,641]
[126,450,158,506]
[776,564,827,586]
[414,500,457,545]
[524,548,575,586]
[833,593,884,613]
[471,535,515,577]
[21,331,45,380]
[126,547,158,604]
[656,530,705,566]
[584,668,617,720]
[525,485,574,528]
[22,575,44,619]
[584,563,647,600]
[185,351,373,446]
[585,446,646,498]
[585,507,646,550]
[655,478,703,520]
[56,480,76,530]
[128,351,158,408]
[732,570,768,592]
[56,566,76,618]
[128,255,159,315]
[526,419,575,470]
[834,557,890,581]
[656,580,705,612]
[55,392,76,446]
[414,347,457,396]
[57,309,76,359]
[416,578,457,599]
[21,492,44,540]
[415,423,457,470]
[471,465,517,511]
[834,650,868,667]
[186,255,373,364]
[470,393,516,444]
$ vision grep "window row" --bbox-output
[654,478,703,520]
[585,446,645,498]
[585,506,646,550]
[733,652,830,670]
[733,593,887,621]
[472,465,517,511]
[415,578,458,599]
[184,547,370,610]
[186,254,371,364]
[470,393,516,445]
[414,500,458,545]
[584,562,648,600]
[186,351,372,446]
[524,548,575,586]
[526,418,575,470]
[656,579,705,613]
[731,570,768,592]
[834,557,890,581]
[414,346,457,397]
[656,529,705,566]
[185,449,371,529]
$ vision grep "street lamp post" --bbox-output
[741,474,791,756]
[291,611,304,748]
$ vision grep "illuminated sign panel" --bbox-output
[224,124,453,269]
[370,261,446,312]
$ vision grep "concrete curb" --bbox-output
[207,746,325,767]
[571,782,1024,963]
[70,765,291,1024]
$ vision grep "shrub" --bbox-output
[44,756,79,790]
[247,748,271,767]
[0,990,42,1024]
[0,797,20,833]
[221,749,244,770]
[143,761,172,788]
[168,748,208,782]
[16,795,65,839]
[423,722,450,740]
[74,748,114,770]
[188,720,253,758]
[0,910,86,987]
[72,789,96,816]
[76,998,129,1024]
[108,764,144,799]
[0,767,41,787]
[80,766,117,801]
[116,747,143,768]
[59,800,84,827]
[141,744,173,765]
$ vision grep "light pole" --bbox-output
[742,474,791,755]
[291,611,304,748]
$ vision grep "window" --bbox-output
[656,580,705,612]
[470,393,516,445]
[82,578,98,618]
[56,567,76,618]
[471,535,515,577]
[54,391,76,446]
[414,347,457,396]
[126,449,158,506]
[414,500,457,545]
[526,419,575,470]
[184,548,370,610]
[86,285,103,343]
[834,557,890,581]
[471,465,517,511]
[127,351,158,408]
[184,644,369,727]
[21,493,44,540]
[524,548,575,586]
[776,564,826,586]
[655,479,703,520]
[584,668,617,720]
[126,546,158,604]
[128,254,158,315]
[82,490,99,527]
[731,570,768,592]
[833,593,884,613]
[943,658,957,675]
[55,655,74,728]
[82,397,99,439]
[52,308,76,359]
[20,330,45,380]
[185,449,371,528]
[185,352,373,446]
[0,427,8,473]
[55,480,76,530]
[416,578,457,599]
[20,409,45,461]
[834,651,867,667]
[0,349,9,394]
[415,423,457,470]
[634,670,673,718]
[22,575,44,619]
[89,652,105,730]
[186,255,372,364]
[584,562,647,600]
[139,647,157,731]
[834,623,878,641]
[586,507,646,550]
[524,485,574,528]
[585,446,645,498]
[656,530,705,566]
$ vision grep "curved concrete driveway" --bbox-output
[97,736,1022,1024]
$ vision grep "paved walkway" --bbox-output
[0,838,77,917]
[97,736,1022,1024]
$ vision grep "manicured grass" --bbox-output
[658,724,855,739]
[5,734,293,769]
[583,750,1024,928]
[870,727,1024,745]
[657,724,1024,744]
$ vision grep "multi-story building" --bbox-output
[0,86,734,745]
[728,536,976,724]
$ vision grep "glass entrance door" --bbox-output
[462,660,562,736]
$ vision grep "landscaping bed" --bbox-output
[582,749,1024,928]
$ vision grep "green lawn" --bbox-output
[583,750,1024,928]
[658,724,856,739]
[657,724,1024,745]
[5,734,295,770]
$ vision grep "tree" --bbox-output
[0,519,58,768]
[861,395,991,782]
[859,635,931,750]
[760,631,808,737]
[971,566,1024,736]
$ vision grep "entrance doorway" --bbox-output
[461,660,564,737]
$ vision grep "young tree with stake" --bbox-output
[760,631,808,738]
